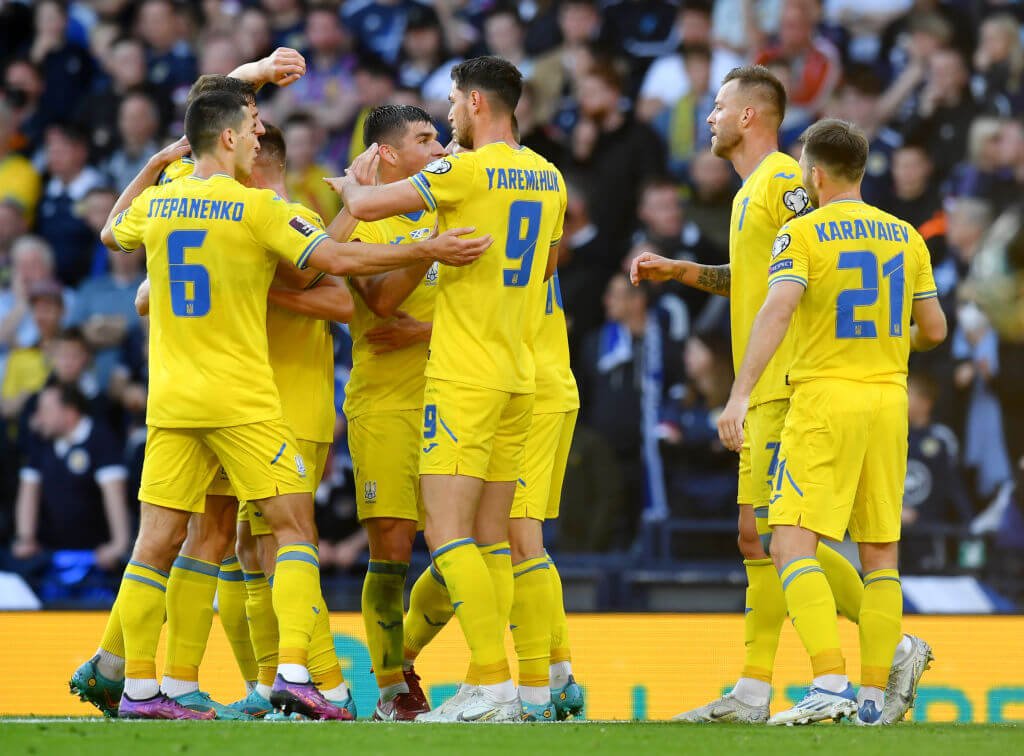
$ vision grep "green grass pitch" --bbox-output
[1,720,1021,756]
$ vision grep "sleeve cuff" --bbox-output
[95,465,129,484]
[913,290,938,300]
[769,275,808,288]
[110,227,139,254]
[296,233,330,270]
[409,174,437,212]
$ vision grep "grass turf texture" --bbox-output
[1,721,1020,755]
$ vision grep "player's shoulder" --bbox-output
[421,151,475,178]
[157,156,195,185]
[286,200,325,229]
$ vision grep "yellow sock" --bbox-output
[510,557,553,690]
[403,563,453,661]
[217,557,258,684]
[480,542,514,627]
[273,543,322,668]
[860,569,902,689]
[308,595,344,691]
[244,570,278,687]
[120,561,169,682]
[780,558,845,678]
[742,557,787,683]
[362,560,409,690]
[547,554,571,665]
[433,538,509,684]
[164,556,219,683]
[818,542,864,623]
[99,595,125,658]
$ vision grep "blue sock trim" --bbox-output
[430,538,475,560]
[172,555,220,578]
[129,560,169,579]
[125,573,167,592]
[781,565,824,592]
[513,562,551,579]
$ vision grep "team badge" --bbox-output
[783,187,811,216]
[771,234,792,259]
[67,448,90,475]
[422,158,452,175]
[921,437,941,458]
[295,454,307,478]
[289,216,319,237]
[364,481,377,503]
[425,261,439,286]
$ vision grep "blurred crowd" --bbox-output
[1,0,1023,604]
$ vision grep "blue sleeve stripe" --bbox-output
[769,275,808,288]
[296,233,330,270]
[410,174,437,211]
[913,290,938,300]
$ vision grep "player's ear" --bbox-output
[378,143,398,167]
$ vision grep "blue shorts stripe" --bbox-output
[125,573,167,592]
[431,538,475,560]
[270,442,287,465]
[438,417,458,443]
[172,555,220,577]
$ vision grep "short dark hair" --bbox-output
[184,91,248,157]
[799,118,869,183]
[451,55,523,113]
[908,370,939,402]
[585,58,625,94]
[363,104,433,146]
[682,43,712,64]
[257,122,286,166]
[56,325,90,351]
[722,65,787,125]
[46,382,91,416]
[46,122,89,146]
[186,74,257,108]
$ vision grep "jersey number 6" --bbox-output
[168,229,212,317]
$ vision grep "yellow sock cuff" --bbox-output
[376,670,405,688]
[743,557,774,568]
[474,659,511,686]
[277,543,320,567]
[513,556,550,578]
[125,660,156,680]
[258,667,276,686]
[367,560,410,576]
[479,541,511,558]
[124,561,169,592]
[780,557,824,590]
[466,662,481,686]
[741,665,773,683]
[171,555,220,578]
[864,568,900,586]
[165,664,200,682]
[810,649,846,677]
[862,665,890,689]
[431,537,476,561]
[278,648,309,667]
[315,665,344,690]
[218,557,244,581]
[550,647,571,665]
[244,571,268,587]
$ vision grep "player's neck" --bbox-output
[193,154,236,181]
[731,136,779,182]
[471,117,519,150]
[263,179,289,201]
[818,185,862,206]
[380,167,405,185]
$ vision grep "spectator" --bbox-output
[823,0,912,65]
[37,123,106,286]
[660,325,737,519]
[69,240,145,390]
[25,0,94,134]
[514,81,565,165]
[3,58,47,153]
[11,383,130,573]
[75,36,168,161]
[875,12,953,126]
[0,236,73,358]
[711,0,782,59]
[398,3,461,116]
[945,117,1017,213]
[558,179,611,360]
[137,0,198,103]
[283,114,341,221]
[198,31,244,77]
[684,149,736,252]
[261,0,306,51]
[235,6,275,65]
[902,371,973,572]
[0,97,42,221]
[886,143,943,233]
[637,1,743,124]
[76,185,118,279]
[530,0,602,126]
[971,13,1024,116]
[570,60,667,256]
[1,280,65,421]
[901,47,978,180]
[0,200,29,275]
[269,5,359,141]
[648,44,716,181]
[599,0,679,79]
[108,317,149,436]
[578,275,685,544]
[346,59,397,164]
[342,0,424,66]
[755,0,841,122]
[879,0,972,83]
[102,90,162,191]
[483,7,535,79]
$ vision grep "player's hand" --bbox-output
[153,135,191,167]
[426,227,492,266]
[630,250,677,285]
[346,143,381,186]
[716,394,749,453]
[366,311,432,354]
[259,47,307,87]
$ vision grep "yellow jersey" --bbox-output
[534,270,579,413]
[730,151,811,407]
[344,210,439,420]
[158,156,195,185]
[408,143,566,393]
[0,153,41,221]
[111,173,329,428]
[266,202,336,443]
[767,199,938,386]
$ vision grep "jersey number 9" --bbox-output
[168,229,212,317]
[503,200,542,288]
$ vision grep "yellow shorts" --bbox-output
[139,419,308,514]
[207,466,233,497]
[350,410,424,526]
[419,378,534,482]
[510,409,578,520]
[737,398,789,511]
[769,380,907,543]
[238,440,331,536]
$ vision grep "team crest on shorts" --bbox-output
[364,481,377,503]
[295,454,307,478]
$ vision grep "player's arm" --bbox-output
[365,311,433,354]
[135,278,150,316]
[630,251,730,296]
[325,144,431,221]
[717,281,805,452]
[268,274,354,323]
[12,471,41,559]
[100,136,191,251]
[305,229,490,276]
[228,47,306,89]
[910,297,947,352]
[96,474,131,569]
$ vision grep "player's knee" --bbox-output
[509,518,544,563]
[235,531,260,572]
[367,519,416,562]
[133,520,188,572]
